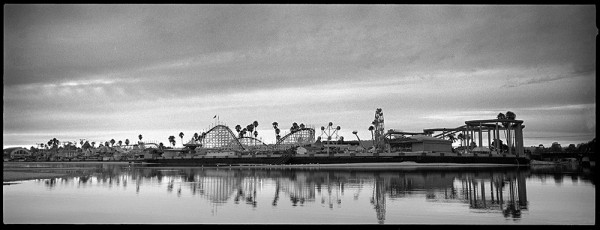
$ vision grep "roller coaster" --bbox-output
[274,127,316,150]
[184,124,315,152]
[238,137,269,149]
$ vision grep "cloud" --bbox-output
[3,5,596,148]
[521,103,595,111]
[422,110,501,122]
[503,74,588,88]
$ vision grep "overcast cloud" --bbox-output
[3,4,596,148]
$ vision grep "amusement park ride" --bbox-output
[7,107,537,166]
[320,122,341,155]
[181,107,526,156]
[181,109,389,155]
[183,123,316,153]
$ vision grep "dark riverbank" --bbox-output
[145,154,531,166]
[3,162,135,182]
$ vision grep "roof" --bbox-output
[3,147,29,152]
[390,135,451,143]
[387,131,426,135]
[3,147,31,156]
[4,147,24,150]
[411,135,452,142]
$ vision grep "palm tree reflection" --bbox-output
[371,172,386,224]
[31,163,533,222]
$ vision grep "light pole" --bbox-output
[321,122,340,155]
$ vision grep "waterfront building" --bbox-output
[57,148,81,160]
[3,147,32,161]
[295,146,321,155]
[387,134,452,153]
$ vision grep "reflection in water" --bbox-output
[10,162,594,224]
[454,171,528,218]
[365,170,530,223]
[372,173,386,224]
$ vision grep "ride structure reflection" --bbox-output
[21,162,592,224]
[366,169,529,223]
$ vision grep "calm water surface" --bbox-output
[3,163,596,224]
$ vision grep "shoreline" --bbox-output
[3,161,151,165]
[3,171,69,183]
[224,162,523,169]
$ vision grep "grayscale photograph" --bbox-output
[3,4,596,225]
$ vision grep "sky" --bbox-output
[3,4,596,149]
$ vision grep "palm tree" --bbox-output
[91,142,96,148]
[272,122,278,129]
[247,124,254,137]
[253,121,259,130]
[179,132,184,145]
[125,139,130,146]
[368,126,375,147]
[447,133,457,151]
[118,140,123,146]
[506,111,516,120]
[497,112,507,132]
[506,111,516,153]
[49,138,59,149]
[240,128,247,138]
[138,134,143,144]
[193,133,199,141]
[299,123,305,129]
[496,112,507,149]
[235,125,242,136]
[497,112,506,120]
[110,139,115,147]
[168,136,176,147]
[447,133,457,143]
[457,133,465,147]
[251,128,259,146]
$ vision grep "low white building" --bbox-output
[3,147,32,160]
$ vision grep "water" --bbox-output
[3,163,595,224]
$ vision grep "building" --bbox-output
[3,147,32,160]
[388,135,452,152]
[296,146,321,155]
[57,149,81,159]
